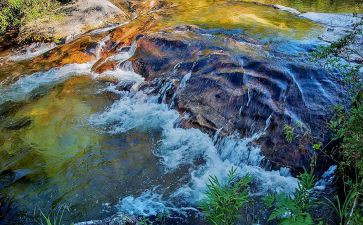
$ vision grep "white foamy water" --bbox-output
[89,86,299,217]
[0,63,92,105]
[2,32,300,219]
[9,42,57,62]
[0,37,141,106]
[96,68,144,86]
[119,190,167,217]
[314,165,337,191]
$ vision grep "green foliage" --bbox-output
[327,95,363,179]
[40,208,74,225]
[265,167,317,225]
[331,96,363,225]
[325,187,359,225]
[328,104,346,134]
[266,194,314,225]
[339,99,363,178]
[156,210,169,225]
[310,18,363,94]
[312,142,322,151]
[317,95,363,225]
[139,217,151,225]
[199,167,251,225]
[283,124,294,143]
[0,0,62,34]
[314,21,363,223]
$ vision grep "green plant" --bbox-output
[199,167,251,225]
[332,96,362,225]
[39,208,74,225]
[265,166,317,225]
[0,0,62,34]
[309,15,363,225]
[139,217,151,225]
[283,124,294,143]
[0,0,23,33]
[325,187,359,225]
[156,210,169,225]
[312,142,322,151]
[338,99,363,175]
[310,18,362,94]
[265,194,314,225]
[314,95,363,225]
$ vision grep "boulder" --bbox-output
[128,26,346,172]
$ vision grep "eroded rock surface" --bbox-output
[124,26,346,171]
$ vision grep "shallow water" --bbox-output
[0,75,166,223]
[0,0,359,224]
[242,0,363,13]
[164,0,322,39]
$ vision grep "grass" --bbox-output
[39,208,74,225]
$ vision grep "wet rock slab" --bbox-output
[124,26,346,172]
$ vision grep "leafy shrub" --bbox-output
[199,167,251,225]
[339,98,363,177]
[0,0,62,34]
[328,95,363,225]
[265,167,317,225]
[311,17,363,224]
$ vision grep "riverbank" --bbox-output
[0,1,362,224]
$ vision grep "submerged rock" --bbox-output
[75,213,136,225]
[125,26,346,172]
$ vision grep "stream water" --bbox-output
[163,0,322,39]
[0,0,360,224]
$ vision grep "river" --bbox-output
[0,0,360,224]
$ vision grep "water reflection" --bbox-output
[0,76,164,223]
[163,0,322,39]
[241,0,363,13]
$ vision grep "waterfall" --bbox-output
[179,72,192,89]
[158,81,173,104]
[89,87,298,217]
[95,35,110,59]
[0,63,93,106]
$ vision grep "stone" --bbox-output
[128,26,347,172]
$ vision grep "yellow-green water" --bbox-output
[163,0,322,39]
[242,0,363,13]
[0,76,163,222]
